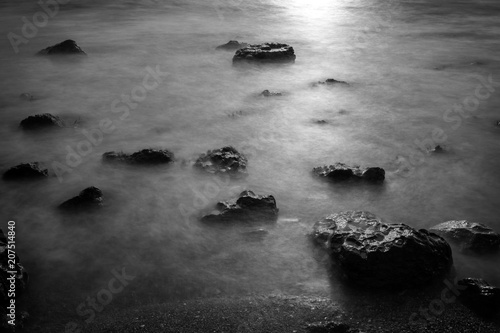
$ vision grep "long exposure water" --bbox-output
[1,0,500,331]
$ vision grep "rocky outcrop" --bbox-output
[233,43,296,64]
[103,149,175,165]
[202,190,278,223]
[3,162,48,181]
[312,211,453,288]
[307,321,361,333]
[36,39,86,56]
[313,163,385,182]
[312,78,349,87]
[194,146,247,177]
[260,90,283,97]
[59,186,103,211]
[430,220,500,253]
[216,40,249,51]
[19,113,63,130]
[458,278,500,318]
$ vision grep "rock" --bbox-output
[233,43,296,64]
[19,113,63,130]
[19,93,34,101]
[216,40,249,51]
[103,149,175,165]
[431,145,445,153]
[307,321,361,333]
[313,119,328,125]
[260,90,283,97]
[313,163,385,182]
[429,220,500,253]
[496,120,500,126]
[36,39,86,56]
[457,278,500,317]
[194,146,247,177]
[312,78,349,87]
[3,162,48,181]
[202,190,278,223]
[312,211,453,288]
[59,186,103,211]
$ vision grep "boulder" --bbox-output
[307,321,361,333]
[233,43,296,64]
[313,163,385,182]
[3,162,48,181]
[312,78,349,87]
[260,90,283,97]
[194,146,247,177]
[216,40,249,51]
[59,186,103,211]
[202,190,278,223]
[312,211,453,288]
[36,39,86,56]
[429,220,500,253]
[19,113,63,130]
[103,149,174,165]
[457,278,500,317]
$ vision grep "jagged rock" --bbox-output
[194,146,247,177]
[36,39,86,56]
[19,113,63,130]
[458,278,500,317]
[202,190,278,223]
[233,43,296,64]
[3,162,48,181]
[312,78,349,87]
[313,163,385,182]
[307,321,361,333]
[59,186,103,211]
[260,90,283,97]
[430,220,500,253]
[216,40,249,51]
[103,149,174,165]
[312,211,453,288]
[19,93,34,101]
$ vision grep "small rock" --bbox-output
[260,90,283,97]
[36,39,86,56]
[3,162,48,181]
[313,163,385,182]
[59,186,103,211]
[313,119,328,125]
[430,145,445,153]
[216,40,249,51]
[233,43,296,64]
[103,149,175,165]
[312,78,349,87]
[19,113,63,130]
[458,278,500,318]
[496,121,500,126]
[194,146,247,177]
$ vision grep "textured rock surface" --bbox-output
[312,78,349,87]
[216,40,249,50]
[194,146,247,177]
[19,113,63,130]
[103,149,175,165]
[313,163,385,182]
[202,190,278,223]
[36,39,86,56]
[458,278,500,317]
[312,211,453,288]
[430,220,500,253]
[59,186,103,211]
[233,43,296,64]
[3,162,48,181]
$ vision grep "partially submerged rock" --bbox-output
[312,211,453,288]
[430,145,445,153]
[194,146,247,177]
[3,162,48,181]
[59,186,103,211]
[19,113,63,130]
[36,39,86,56]
[233,43,296,64]
[312,78,349,87]
[313,163,385,182]
[458,278,500,318]
[430,220,500,253]
[260,90,283,97]
[216,40,249,51]
[103,149,175,165]
[202,190,278,223]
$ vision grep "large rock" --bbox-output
[216,40,249,51]
[312,211,453,288]
[429,220,500,253]
[19,113,63,130]
[59,187,103,211]
[3,162,48,181]
[233,43,296,64]
[194,146,247,177]
[36,39,86,56]
[103,149,175,165]
[457,278,500,318]
[202,190,278,223]
[313,163,385,182]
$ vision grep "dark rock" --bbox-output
[233,43,296,64]
[457,278,500,317]
[19,113,63,130]
[313,163,385,182]
[312,78,349,87]
[103,149,175,165]
[3,162,48,181]
[59,186,103,211]
[312,211,453,288]
[260,90,283,97]
[216,40,249,51]
[430,145,445,153]
[36,39,86,56]
[496,120,500,126]
[307,321,360,333]
[313,119,328,125]
[19,93,34,101]
[194,146,247,177]
[202,190,278,223]
[430,220,500,253]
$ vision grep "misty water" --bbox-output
[1,0,500,330]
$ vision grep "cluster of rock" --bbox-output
[194,146,248,177]
[59,186,104,211]
[233,43,296,64]
[313,163,385,182]
[19,114,63,130]
[36,39,86,56]
[103,149,175,165]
